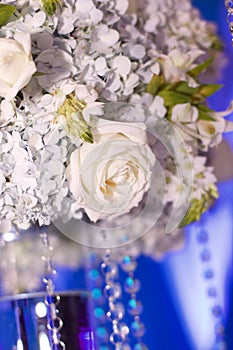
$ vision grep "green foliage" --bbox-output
[188,57,214,78]
[158,90,192,107]
[41,0,61,16]
[172,81,199,96]
[146,74,164,95]
[147,58,222,123]
[197,84,222,98]
[58,94,94,144]
[197,108,216,122]
[0,4,16,27]
[179,184,218,227]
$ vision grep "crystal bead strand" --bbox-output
[120,254,148,350]
[40,226,66,350]
[224,0,233,44]
[196,217,226,350]
[101,250,131,350]
[86,251,110,349]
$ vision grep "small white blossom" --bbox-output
[92,25,120,54]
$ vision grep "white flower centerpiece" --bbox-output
[0,0,232,255]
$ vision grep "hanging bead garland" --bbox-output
[120,254,148,350]
[40,226,66,349]
[196,216,226,350]
[86,252,110,349]
[101,249,131,349]
[224,0,233,44]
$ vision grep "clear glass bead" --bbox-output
[104,283,122,299]
[107,302,125,321]
[89,268,100,281]
[225,0,233,13]
[212,305,223,318]
[94,307,105,320]
[118,323,130,336]
[100,346,111,350]
[91,288,103,301]
[215,322,225,338]
[124,277,140,294]
[229,21,233,34]
[204,268,214,279]
[56,342,66,350]
[116,344,131,350]
[101,261,118,278]
[131,320,145,338]
[208,287,217,298]
[134,343,148,350]
[121,255,137,272]
[200,249,211,262]
[197,230,208,244]
[213,341,227,350]
[41,245,54,259]
[103,249,111,260]
[110,332,125,344]
[128,299,143,316]
[97,327,109,342]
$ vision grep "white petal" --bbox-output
[47,160,64,175]
[106,75,121,92]
[28,134,44,151]
[130,44,146,59]
[115,0,129,14]
[112,56,131,76]
[33,11,46,27]
[43,128,61,145]
[125,73,139,88]
[76,0,94,12]
[95,57,107,73]
[36,33,53,50]
[90,9,103,24]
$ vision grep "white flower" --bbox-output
[171,103,198,123]
[92,25,120,54]
[0,32,36,101]
[149,96,167,118]
[156,48,203,86]
[36,48,76,91]
[66,119,155,222]
[0,100,15,126]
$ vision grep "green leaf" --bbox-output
[41,0,61,16]
[188,57,214,78]
[197,84,222,98]
[198,108,216,122]
[162,83,176,91]
[146,74,164,96]
[212,38,224,51]
[173,81,199,96]
[197,104,213,113]
[209,183,219,199]
[0,4,16,27]
[179,186,218,228]
[158,91,192,107]
[80,129,94,144]
[32,72,45,77]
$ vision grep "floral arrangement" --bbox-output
[0,0,232,240]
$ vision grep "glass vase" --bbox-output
[0,223,96,350]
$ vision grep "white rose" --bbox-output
[0,32,36,101]
[66,119,155,222]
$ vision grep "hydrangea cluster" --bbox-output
[0,0,231,235]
